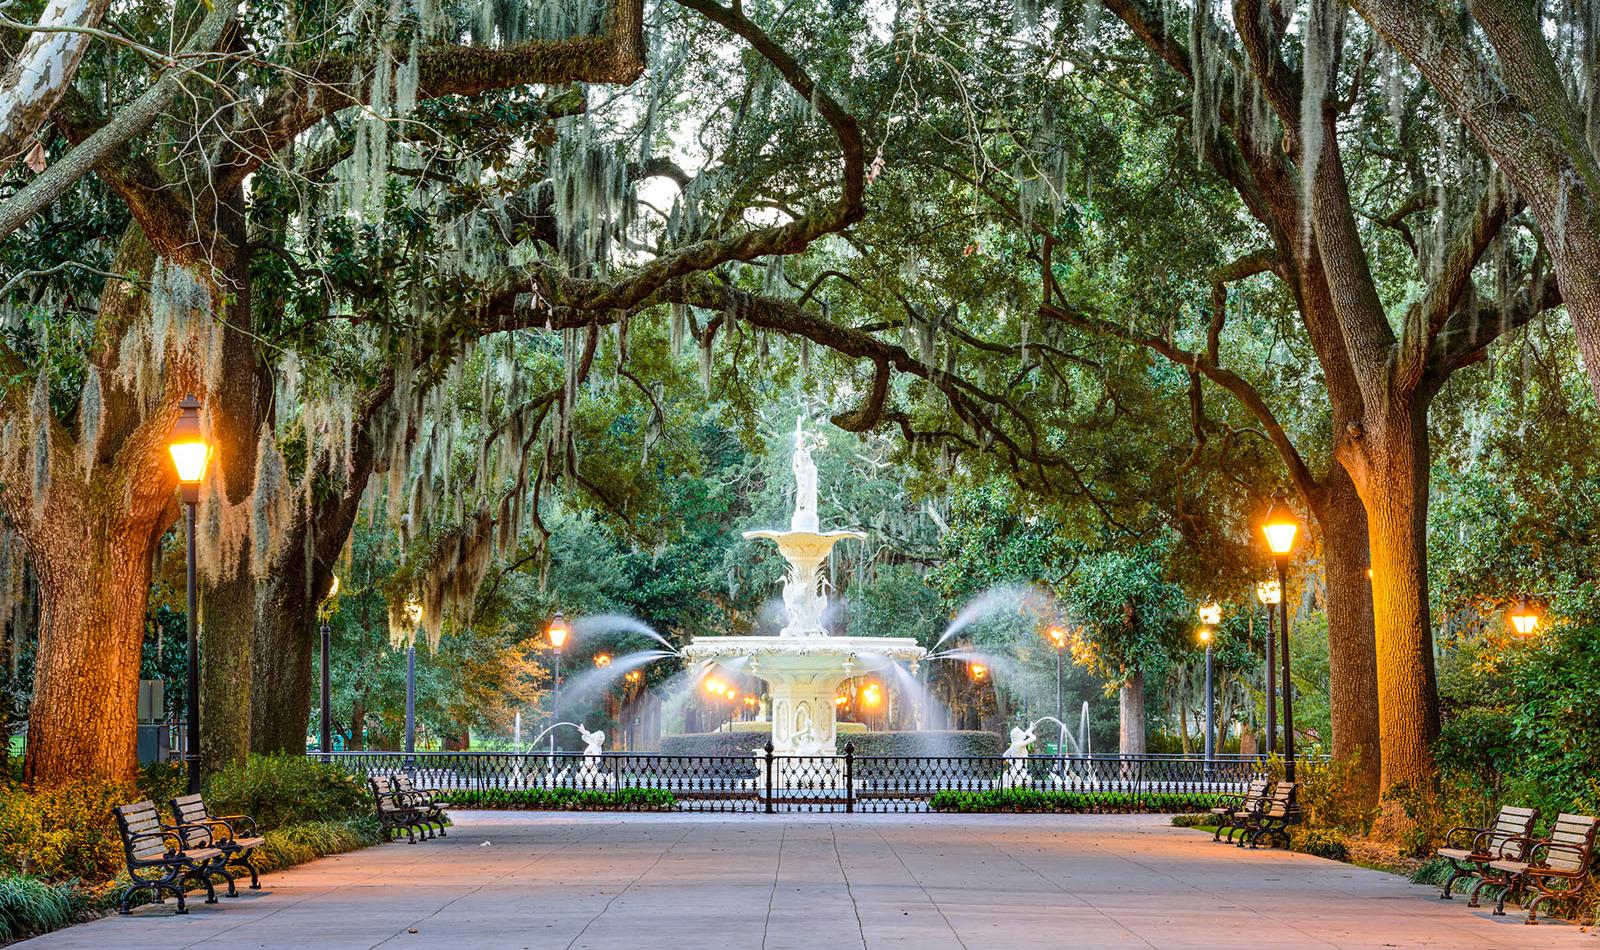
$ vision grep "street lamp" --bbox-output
[594,652,612,668]
[546,611,569,763]
[1197,604,1220,773]
[167,394,210,795]
[319,574,340,759]
[1254,579,1280,758]
[1260,492,1300,780]
[1509,596,1541,637]
[403,598,422,768]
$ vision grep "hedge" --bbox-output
[440,788,677,811]
[928,789,1225,814]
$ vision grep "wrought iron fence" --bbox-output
[319,749,1323,814]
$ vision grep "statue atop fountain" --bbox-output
[683,416,925,769]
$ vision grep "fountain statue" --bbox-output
[1001,724,1037,788]
[683,417,925,776]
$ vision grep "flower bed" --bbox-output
[928,788,1224,814]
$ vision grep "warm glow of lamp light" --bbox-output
[863,684,882,707]
[1198,602,1222,626]
[594,653,612,668]
[1198,626,1213,645]
[1261,492,1300,557]
[546,611,569,650]
[167,394,211,487]
[1255,580,1281,605]
[834,694,848,707]
[626,670,643,683]
[1509,597,1541,637]
[970,662,988,681]
[1046,625,1067,649]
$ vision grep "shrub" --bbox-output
[440,788,676,810]
[204,754,368,828]
[0,874,78,942]
[1170,812,1212,828]
[1294,827,1351,862]
[659,732,770,757]
[0,778,135,882]
[253,818,384,873]
[927,789,1222,814]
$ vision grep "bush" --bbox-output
[252,818,384,873]
[440,788,676,810]
[928,789,1222,813]
[204,754,368,828]
[1170,812,1212,828]
[0,778,136,882]
[659,731,769,757]
[1293,827,1351,862]
[0,874,78,942]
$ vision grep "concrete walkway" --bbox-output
[20,812,1592,949]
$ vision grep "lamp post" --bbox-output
[546,611,569,766]
[167,395,210,795]
[319,574,340,759]
[1048,625,1068,771]
[1254,579,1279,758]
[1197,603,1221,775]
[1261,492,1300,780]
[403,599,421,769]
[1509,596,1541,637]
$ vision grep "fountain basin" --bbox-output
[684,636,924,756]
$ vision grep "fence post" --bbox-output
[763,741,775,814]
[844,743,855,814]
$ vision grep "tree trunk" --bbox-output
[22,512,161,784]
[249,570,315,754]
[1343,404,1439,794]
[1319,467,1381,805]
[1119,671,1146,754]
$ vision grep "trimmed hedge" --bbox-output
[659,730,1002,758]
[440,788,677,811]
[928,789,1224,814]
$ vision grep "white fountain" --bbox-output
[682,417,925,769]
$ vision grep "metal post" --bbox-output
[1264,599,1276,758]
[404,644,416,768]
[549,650,562,762]
[844,742,855,813]
[763,740,775,814]
[1056,646,1065,777]
[319,616,332,758]
[1203,641,1215,778]
[1278,559,1296,781]
[184,499,200,796]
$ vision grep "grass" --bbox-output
[0,874,78,942]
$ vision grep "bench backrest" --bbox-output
[1241,779,1269,804]
[1486,805,1538,858]
[169,793,213,849]
[1262,781,1297,818]
[394,775,417,794]
[1545,814,1599,872]
[114,800,170,864]
[371,775,407,813]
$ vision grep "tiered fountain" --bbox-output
[682,418,925,779]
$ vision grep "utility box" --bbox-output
[135,680,169,765]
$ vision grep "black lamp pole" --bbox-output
[319,611,332,758]
[1264,598,1276,757]
[1277,557,1296,781]
[183,490,200,795]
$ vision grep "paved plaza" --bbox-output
[20,811,1592,949]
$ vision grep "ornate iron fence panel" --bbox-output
[318,751,1322,814]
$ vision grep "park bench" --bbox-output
[1210,778,1270,843]
[371,775,429,843]
[1433,804,1538,901]
[394,774,449,838]
[1234,780,1299,849]
[1489,813,1600,924]
[112,800,224,915]
[169,793,266,894]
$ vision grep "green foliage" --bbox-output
[252,818,385,873]
[658,730,1004,758]
[440,788,676,810]
[0,779,136,882]
[1169,813,1212,828]
[0,874,78,942]
[1292,828,1350,862]
[204,755,369,829]
[927,789,1222,813]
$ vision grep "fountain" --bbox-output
[682,417,925,769]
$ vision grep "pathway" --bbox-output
[20,812,1591,949]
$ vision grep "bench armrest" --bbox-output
[1528,841,1594,873]
[1495,834,1539,860]
[1442,825,1487,851]
[213,814,259,837]
[164,820,217,847]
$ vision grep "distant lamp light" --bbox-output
[970,662,988,681]
[625,670,643,684]
[1046,625,1067,649]
[1198,626,1213,645]
[834,693,848,707]
[1255,580,1281,605]
[594,653,612,668]
[863,683,882,707]
[1509,597,1541,637]
[1261,492,1300,557]
[546,611,569,650]
[1198,603,1222,626]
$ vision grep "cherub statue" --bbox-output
[1001,725,1037,788]
[579,725,607,757]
